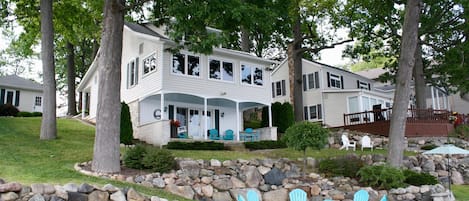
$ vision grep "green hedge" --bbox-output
[123,144,175,173]
[318,155,364,178]
[244,140,287,150]
[358,165,406,190]
[403,169,438,186]
[165,141,225,150]
[17,111,33,117]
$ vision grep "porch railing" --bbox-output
[343,108,451,126]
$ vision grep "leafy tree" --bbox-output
[284,121,329,176]
[120,102,133,146]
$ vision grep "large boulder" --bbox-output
[164,184,195,200]
[88,191,109,201]
[263,189,288,201]
[0,183,22,193]
[212,178,233,191]
[212,191,233,201]
[245,166,263,188]
[264,168,286,186]
[178,160,200,179]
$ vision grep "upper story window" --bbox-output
[327,72,343,89]
[209,58,234,82]
[304,104,322,120]
[303,72,320,91]
[35,96,42,106]
[241,63,263,86]
[357,80,370,90]
[127,58,138,88]
[172,53,200,77]
[143,53,157,76]
[272,80,286,98]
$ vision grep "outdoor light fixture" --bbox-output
[164,106,168,112]
[221,112,225,117]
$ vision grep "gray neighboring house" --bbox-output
[0,75,43,112]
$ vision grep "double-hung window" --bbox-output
[304,104,322,120]
[209,58,234,82]
[143,53,157,76]
[35,96,42,106]
[241,63,263,86]
[172,53,200,77]
[272,80,286,98]
[127,58,138,88]
[327,72,343,89]
[303,72,320,91]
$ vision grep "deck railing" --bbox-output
[343,108,451,126]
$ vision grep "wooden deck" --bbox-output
[343,109,454,137]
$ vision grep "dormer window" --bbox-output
[327,72,343,89]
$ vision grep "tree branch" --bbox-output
[123,0,152,12]
[294,38,354,55]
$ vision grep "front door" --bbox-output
[188,109,201,138]
[6,91,14,105]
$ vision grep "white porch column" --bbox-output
[268,104,272,127]
[236,102,240,141]
[81,92,86,119]
[431,86,436,109]
[436,88,441,110]
[204,98,208,140]
[160,92,165,119]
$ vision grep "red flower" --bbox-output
[170,119,180,127]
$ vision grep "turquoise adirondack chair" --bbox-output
[353,190,369,201]
[323,199,333,201]
[289,189,307,201]
[209,129,220,140]
[223,129,234,140]
[380,195,387,201]
[237,194,246,201]
[247,189,260,201]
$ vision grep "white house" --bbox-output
[0,75,43,113]
[271,59,393,127]
[77,22,277,146]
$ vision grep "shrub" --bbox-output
[403,169,438,186]
[16,111,33,117]
[0,104,19,117]
[165,141,225,150]
[265,102,295,133]
[31,112,42,117]
[244,140,287,150]
[357,165,406,190]
[450,125,469,140]
[120,102,134,146]
[142,148,175,173]
[318,155,364,178]
[421,144,438,150]
[123,144,147,169]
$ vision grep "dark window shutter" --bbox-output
[315,72,320,88]
[281,80,286,96]
[317,104,322,119]
[368,83,371,90]
[272,82,275,98]
[340,76,344,89]
[357,80,360,89]
[304,106,308,120]
[15,90,20,106]
[168,105,174,119]
[327,72,330,87]
[0,89,5,105]
[303,74,307,91]
[135,57,139,84]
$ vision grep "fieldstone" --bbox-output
[20,186,32,197]
[257,166,271,175]
[78,183,95,193]
[422,160,436,172]
[310,185,321,196]
[29,194,46,201]
[43,184,56,194]
[212,178,233,190]
[1,192,19,201]
[307,157,317,168]
[152,178,166,188]
[437,170,449,177]
[390,188,406,195]
[201,176,213,184]
[141,181,153,188]
[420,185,431,193]
[418,140,426,145]
[238,159,250,164]
[210,159,222,167]
[88,190,109,201]
[127,188,146,201]
[0,182,22,193]
[150,196,162,201]
[212,191,233,201]
[67,192,88,201]
[50,195,66,201]
[102,184,119,192]
[31,184,46,194]
[110,190,126,201]
[259,184,270,192]
[215,167,233,175]
[134,176,145,183]
[116,175,126,181]
[263,189,288,201]
[337,184,352,192]
[63,183,79,192]
[245,166,263,188]
[231,177,246,188]
[200,169,214,177]
[261,159,274,168]
[451,170,464,184]
[53,185,68,200]
[329,190,345,200]
[201,185,213,197]
[164,184,195,200]
[0,179,5,184]
[222,160,235,167]
[406,185,420,194]
[178,160,200,179]
[264,167,286,186]
[403,193,416,200]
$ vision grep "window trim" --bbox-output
[303,71,320,91]
[142,52,158,77]
[127,57,138,88]
[35,96,42,106]
[240,62,264,87]
[329,73,342,89]
[358,80,369,90]
[304,104,322,121]
[171,52,201,78]
[208,57,235,83]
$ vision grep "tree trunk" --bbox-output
[413,42,426,110]
[387,0,421,167]
[289,14,304,122]
[40,0,57,140]
[91,0,124,173]
[66,42,77,116]
[240,26,250,52]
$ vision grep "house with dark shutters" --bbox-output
[0,75,43,113]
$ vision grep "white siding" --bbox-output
[271,61,290,103]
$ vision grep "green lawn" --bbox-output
[0,117,468,200]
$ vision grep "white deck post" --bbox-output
[436,88,441,110]
[204,98,208,140]
[431,86,436,109]
[81,91,86,119]
[268,104,272,127]
[236,102,240,141]
[160,92,165,119]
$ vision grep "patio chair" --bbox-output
[379,195,387,201]
[237,194,246,201]
[289,188,307,201]
[340,133,356,151]
[361,135,374,151]
[353,190,369,201]
[209,129,220,140]
[243,128,259,141]
[246,189,259,201]
[223,129,234,140]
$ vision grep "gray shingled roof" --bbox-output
[124,22,167,39]
[0,75,43,91]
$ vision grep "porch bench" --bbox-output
[240,131,259,142]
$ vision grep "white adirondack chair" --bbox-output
[361,135,374,151]
[340,133,356,151]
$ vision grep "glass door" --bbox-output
[189,109,201,138]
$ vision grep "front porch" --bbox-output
[343,109,454,137]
